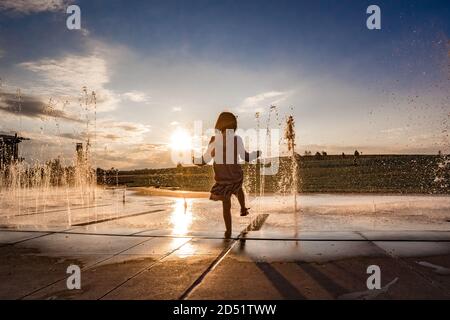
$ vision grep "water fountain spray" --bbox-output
[255,112,261,213]
[0,86,100,226]
[285,115,298,213]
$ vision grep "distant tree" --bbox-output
[341,152,346,158]
[354,150,360,157]
[304,150,312,156]
[321,151,327,156]
[315,151,322,159]
[438,150,442,157]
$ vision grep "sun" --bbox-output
[170,128,192,152]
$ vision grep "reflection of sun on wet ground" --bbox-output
[176,242,196,256]
[169,237,195,257]
[170,198,193,235]
[169,198,196,256]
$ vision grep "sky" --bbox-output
[0,0,449,169]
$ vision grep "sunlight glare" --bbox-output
[170,128,192,152]
[170,198,193,235]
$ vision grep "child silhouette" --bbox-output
[193,112,261,238]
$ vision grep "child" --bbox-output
[193,112,261,238]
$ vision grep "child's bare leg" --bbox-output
[236,188,246,210]
[236,188,250,216]
[222,198,232,235]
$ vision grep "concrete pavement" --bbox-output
[1,227,449,300]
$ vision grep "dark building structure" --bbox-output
[76,142,84,164]
[0,133,29,169]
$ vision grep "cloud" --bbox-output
[19,54,119,112]
[114,143,172,169]
[58,132,82,140]
[98,119,150,133]
[93,119,151,144]
[20,55,109,91]
[47,120,147,144]
[58,131,120,142]
[94,143,172,169]
[99,133,120,141]
[15,118,158,169]
[238,91,289,113]
[172,107,182,112]
[0,91,81,122]
[0,0,72,14]
[123,91,150,103]
[380,127,410,135]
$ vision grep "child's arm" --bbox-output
[192,136,215,166]
[236,136,261,163]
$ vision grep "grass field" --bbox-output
[99,155,449,194]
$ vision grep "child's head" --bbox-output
[215,112,237,132]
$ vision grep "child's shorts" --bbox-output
[209,180,243,201]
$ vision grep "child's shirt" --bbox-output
[196,133,258,184]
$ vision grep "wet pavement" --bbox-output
[0,189,449,299]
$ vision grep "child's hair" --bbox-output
[215,112,237,132]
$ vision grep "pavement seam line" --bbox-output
[4,226,88,246]
[179,213,270,300]
[18,236,155,300]
[4,232,52,246]
[72,209,166,226]
[355,231,450,297]
[3,229,450,242]
[178,240,238,300]
[12,204,111,217]
[3,228,450,240]
[97,237,193,300]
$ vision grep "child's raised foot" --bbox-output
[240,207,250,216]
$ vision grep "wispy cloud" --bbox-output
[380,127,409,134]
[238,91,289,113]
[95,119,151,143]
[123,91,150,103]
[0,91,81,122]
[19,55,109,92]
[0,0,72,14]
[35,119,150,144]
[19,54,119,112]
